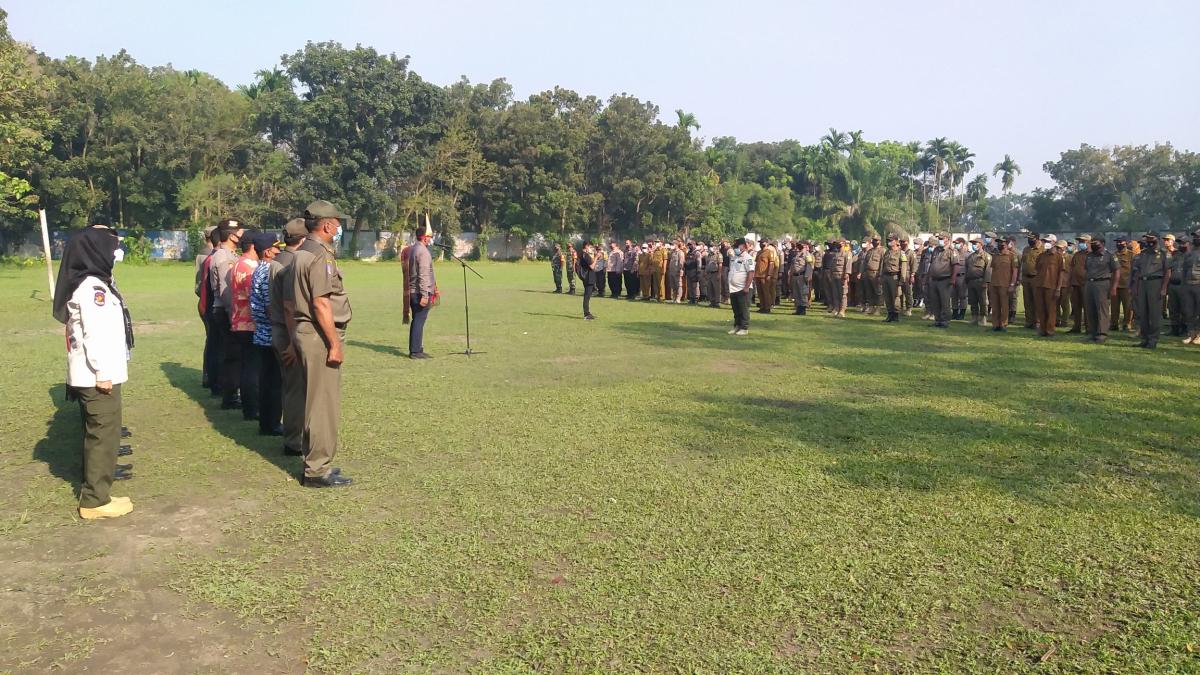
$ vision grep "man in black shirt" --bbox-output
[580,242,597,320]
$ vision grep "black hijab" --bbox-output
[51,226,134,349]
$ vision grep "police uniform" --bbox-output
[901,243,917,314]
[950,238,968,320]
[1082,238,1119,343]
[293,201,353,484]
[1111,239,1134,331]
[666,245,684,302]
[1180,232,1200,343]
[1068,236,1091,333]
[565,245,578,294]
[271,219,308,455]
[1131,233,1169,348]
[825,242,852,317]
[964,240,991,325]
[790,245,815,315]
[638,245,653,300]
[1164,235,1185,336]
[862,242,884,314]
[880,237,909,322]
[704,247,723,307]
[926,236,959,327]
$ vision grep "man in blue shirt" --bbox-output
[249,232,283,436]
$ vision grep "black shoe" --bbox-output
[553,289,562,294]
[209,389,222,398]
[284,446,304,456]
[260,425,284,436]
[113,468,133,481]
[410,352,432,360]
[243,412,259,422]
[121,427,131,439]
[934,322,949,328]
[221,398,242,410]
[1067,328,1081,334]
[118,444,133,457]
[302,472,353,488]
[116,463,132,472]
[584,314,596,321]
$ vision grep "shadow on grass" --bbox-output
[678,390,1200,518]
[346,339,406,358]
[610,320,793,351]
[160,362,297,476]
[522,311,582,320]
[32,385,84,498]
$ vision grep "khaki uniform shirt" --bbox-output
[965,250,991,281]
[988,251,1017,286]
[1069,250,1089,286]
[1084,250,1118,280]
[1020,245,1041,280]
[293,238,352,327]
[1114,249,1134,288]
[928,248,959,279]
[881,249,907,275]
[1034,249,1067,289]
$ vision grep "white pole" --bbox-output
[39,209,55,296]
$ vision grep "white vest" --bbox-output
[66,276,129,387]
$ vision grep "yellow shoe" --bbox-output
[79,498,134,520]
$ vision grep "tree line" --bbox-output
[2,9,1197,256]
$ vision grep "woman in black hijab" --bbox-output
[53,220,135,520]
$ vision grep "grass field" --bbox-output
[1,259,1199,673]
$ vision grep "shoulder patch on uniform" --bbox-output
[93,289,106,306]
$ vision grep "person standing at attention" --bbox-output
[727,237,755,336]
[407,217,438,359]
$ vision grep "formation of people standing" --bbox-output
[554,229,1200,347]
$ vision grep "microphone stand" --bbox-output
[433,243,484,356]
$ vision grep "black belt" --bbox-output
[1087,277,1111,281]
[1140,276,1162,281]
[334,321,349,329]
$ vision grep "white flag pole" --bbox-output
[39,209,55,296]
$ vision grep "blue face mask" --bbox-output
[970,244,978,252]
[333,225,343,244]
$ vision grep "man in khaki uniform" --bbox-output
[1131,231,1170,349]
[1111,236,1134,331]
[1034,235,1069,337]
[654,240,669,301]
[1055,240,1072,327]
[926,233,960,328]
[1020,233,1042,329]
[1181,230,1200,344]
[964,236,991,325]
[1081,234,1119,344]
[273,218,308,456]
[826,240,852,317]
[879,234,909,322]
[900,238,917,315]
[986,238,1018,331]
[755,240,780,312]
[1164,234,1185,336]
[1067,235,1091,333]
[292,200,353,488]
[861,237,885,314]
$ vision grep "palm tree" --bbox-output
[848,130,864,153]
[949,143,975,206]
[992,154,1021,195]
[923,137,950,211]
[966,174,989,203]
[821,128,848,155]
[675,109,700,134]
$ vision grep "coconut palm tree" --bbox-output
[949,143,975,206]
[923,137,950,211]
[966,174,989,203]
[675,109,700,134]
[821,128,848,155]
[992,154,1021,195]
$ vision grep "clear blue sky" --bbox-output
[9,0,1199,194]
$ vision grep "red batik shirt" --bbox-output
[229,254,258,332]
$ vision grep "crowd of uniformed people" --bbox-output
[54,200,442,520]
[554,229,1200,346]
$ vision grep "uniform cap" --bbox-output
[283,218,308,242]
[1143,231,1158,239]
[954,236,967,243]
[1054,239,1067,248]
[969,235,982,242]
[1114,235,1127,242]
[1162,233,1175,241]
[983,231,997,239]
[1041,234,1057,243]
[304,200,346,220]
[1076,234,1092,243]
[886,233,899,241]
[251,232,282,254]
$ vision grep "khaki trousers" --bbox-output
[295,325,343,479]
[274,333,305,454]
[1022,279,1038,327]
[1037,288,1059,336]
[987,285,1010,328]
[1084,281,1112,339]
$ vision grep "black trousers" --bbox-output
[205,308,224,395]
[596,271,607,295]
[730,290,751,330]
[256,344,282,433]
[624,271,638,299]
[200,313,214,388]
[233,331,259,418]
[583,282,594,316]
[212,307,236,401]
[608,271,622,297]
[409,293,430,355]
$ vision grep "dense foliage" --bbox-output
[2,9,1197,251]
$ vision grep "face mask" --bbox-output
[1116,243,1126,250]
[1192,238,1200,247]
[334,225,344,243]
[1144,241,1156,249]
[970,244,978,252]
[1043,242,1052,251]
[114,248,125,264]
[1028,239,1037,247]
[984,237,991,245]
[1091,243,1102,252]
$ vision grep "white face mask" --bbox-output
[113,248,125,263]
[333,225,343,243]
[1043,242,1053,251]
[970,244,978,252]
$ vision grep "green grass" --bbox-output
[2,260,1199,672]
